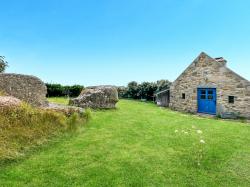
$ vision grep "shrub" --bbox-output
[118,80,171,101]
[127,81,140,99]
[46,83,84,97]
[117,86,128,98]
[67,113,81,132]
[82,108,92,122]
[138,82,158,100]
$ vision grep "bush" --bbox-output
[138,82,158,100]
[46,83,84,97]
[117,86,128,98]
[118,80,171,101]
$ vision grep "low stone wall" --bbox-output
[0,73,48,107]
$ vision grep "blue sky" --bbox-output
[0,0,249,86]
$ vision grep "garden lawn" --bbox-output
[48,97,70,105]
[0,100,250,187]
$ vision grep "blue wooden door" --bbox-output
[198,88,216,115]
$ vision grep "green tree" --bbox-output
[0,56,8,73]
[127,81,139,99]
[156,79,171,91]
[117,86,128,98]
[46,83,84,97]
[139,82,157,100]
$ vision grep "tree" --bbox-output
[0,56,8,73]
[117,86,128,98]
[127,81,139,99]
[46,83,84,97]
[139,82,157,100]
[118,80,172,101]
[156,79,171,91]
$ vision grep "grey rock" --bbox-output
[69,86,118,109]
[43,103,84,116]
[0,96,22,108]
[0,73,48,107]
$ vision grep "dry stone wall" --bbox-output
[170,52,250,119]
[0,73,48,107]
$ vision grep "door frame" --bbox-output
[197,88,217,115]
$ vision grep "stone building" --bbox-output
[169,52,250,119]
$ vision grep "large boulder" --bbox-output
[69,86,119,109]
[0,73,48,107]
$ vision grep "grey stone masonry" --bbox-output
[0,73,48,107]
[169,52,250,119]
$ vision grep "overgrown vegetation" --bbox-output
[118,80,171,100]
[0,56,8,73]
[46,83,84,97]
[0,103,91,164]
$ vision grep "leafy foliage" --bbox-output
[156,79,172,92]
[46,83,84,97]
[118,80,171,100]
[0,56,8,73]
[127,81,140,99]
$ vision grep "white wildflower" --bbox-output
[184,131,188,135]
[175,130,178,133]
[200,139,205,144]
[197,130,203,134]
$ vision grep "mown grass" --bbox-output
[0,99,249,187]
[48,97,70,105]
[0,102,89,165]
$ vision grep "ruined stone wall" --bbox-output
[169,53,250,119]
[0,73,48,107]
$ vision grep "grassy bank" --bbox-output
[0,99,250,186]
[0,102,89,164]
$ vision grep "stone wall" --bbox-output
[169,52,250,119]
[0,73,48,107]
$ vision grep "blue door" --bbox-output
[198,88,216,115]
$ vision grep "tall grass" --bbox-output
[0,103,90,163]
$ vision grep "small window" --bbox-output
[182,93,186,99]
[201,95,206,99]
[208,90,213,95]
[208,95,213,100]
[201,90,206,95]
[229,96,235,104]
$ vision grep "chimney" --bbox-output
[214,57,227,66]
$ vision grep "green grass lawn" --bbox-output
[1,100,249,187]
[48,97,70,105]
